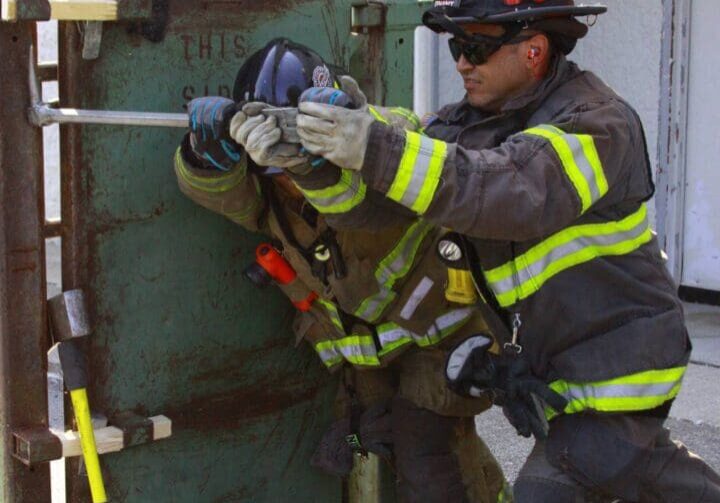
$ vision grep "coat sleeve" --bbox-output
[174,133,267,233]
[288,105,422,231]
[361,99,646,240]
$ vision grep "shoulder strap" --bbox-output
[459,235,514,346]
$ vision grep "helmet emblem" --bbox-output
[312,65,332,88]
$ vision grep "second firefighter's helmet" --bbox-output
[232,38,339,107]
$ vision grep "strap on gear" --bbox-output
[260,177,347,285]
[341,368,368,457]
[458,235,515,348]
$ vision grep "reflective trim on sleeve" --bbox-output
[547,366,686,420]
[368,105,390,125]
[314,299,381,367]
[175,148,245,193]
[297,169,367,214]
[314,336,381,367]
[386,131,448,214]
[353,220,434,322]
[389,107,421,129]
[484,204,652,307]
[317,299,347,336]
[524,124,609,214]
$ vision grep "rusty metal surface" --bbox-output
[15,0,52,21]
[58,2,349,501]
[12,427,63,466]
[0,22,51,502]
[52,2,426,500]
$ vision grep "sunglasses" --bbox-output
[448,34,536,66]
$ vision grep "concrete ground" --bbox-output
[477,301,720,483]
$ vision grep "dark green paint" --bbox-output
[60,1,426,501]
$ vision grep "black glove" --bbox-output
[446,335,568,439]
[494,357,568,439]
[310,400,393,477]
[187,96,242,171]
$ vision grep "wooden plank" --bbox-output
[51,0,116,20]
[150,415,172,440]
[55,426,124,458]
[2,0,117,21]
[53,415,171,458]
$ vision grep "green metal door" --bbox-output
[49,1,427,501]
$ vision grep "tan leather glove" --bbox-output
[229,102,307,169]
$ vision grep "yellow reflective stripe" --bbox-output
[390,107,421,128]
[376,322,412,353]
[317,299,345,334]
[412,307,474,347]
[485,205,651,307]
[353,221,433,322]
[224,201,261,222]
[315,335,381,367]
[386,132,448,214]
[578,134,608,196]
[175,148,245,193]
[412,140,447,214]
[497,481,511,503]
[485,204,648,283]
[368,105,390,125]
[376,220,433,288]
[547,366,686,420]
[387,131,421,202]
[525,125,608,213]
[298,170,367,214]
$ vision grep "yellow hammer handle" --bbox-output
[70,388,108,503]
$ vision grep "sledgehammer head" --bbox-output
[48,289,92,342]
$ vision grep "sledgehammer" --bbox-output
[48,289,107,503]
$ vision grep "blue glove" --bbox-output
[187,97,242,171]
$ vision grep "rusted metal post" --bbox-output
[0,21,51,502]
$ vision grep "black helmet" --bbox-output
[233,38,338,107]
[423,0,606,54]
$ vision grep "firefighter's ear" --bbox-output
[521,33,550,78]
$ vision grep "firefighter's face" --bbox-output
[454,24,542,112]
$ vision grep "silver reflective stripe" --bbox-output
[414,307,474,346]
[354,220,433,322]
[354,288,396,323]
[395,134,438,209]
[524,124,608,213]
[488,206,650,300]
[399,277,434,320]
[562,132,602,204]
[300,170,366,213]
[317,346,341,364]
[445,335,493,381]
[338,341,378,360]
[376,221,432,286]
[378,325,412,348]
[560,381,680,402]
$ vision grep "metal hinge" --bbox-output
[351,2,386,34]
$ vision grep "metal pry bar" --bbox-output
[27,47,188,128]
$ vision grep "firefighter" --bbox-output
[173,38,509,502]
[293,1,720,501]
